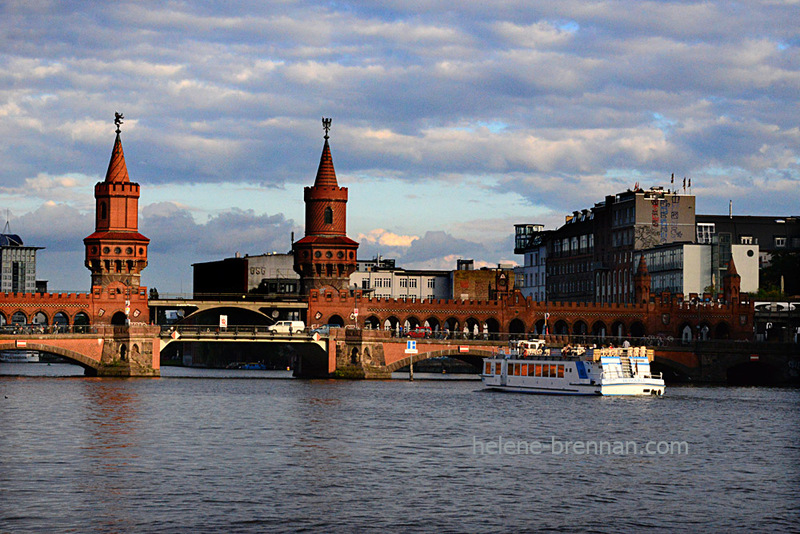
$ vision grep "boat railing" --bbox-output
[602,370,663,380]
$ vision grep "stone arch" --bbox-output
[572,320,588,335]
[592,320,607,338]
[74,312,91,333]
[534,319,545,335]
[611,321,626,339]
[444,317,459,332]
[405,316,421,330]
[0,341,100,374]
[424,317,440,332]
[11,311,27,324]
[465,317,481,338]
[364,315,381,329]
[119,343,127,361]
[680,323,693,343]
[111,311,127,326]
[0,312,6,325]
[630,321,646,338]
[485,318,500,339]
[715,321,731,340]
[509,318,526,335]
[698,322,711,341]
[53,312,69,330]
[328,314,345,327]
[554,320,569,335]
[350,347,359,364]
[385,316,400,333]
[32,311,48,326]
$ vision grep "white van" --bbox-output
[268,320,305,334]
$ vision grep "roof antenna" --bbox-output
[3,209,10,234]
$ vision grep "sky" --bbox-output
[1,1,798,295]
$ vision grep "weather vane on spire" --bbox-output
[114,112,124,134]
[322,117,332,140]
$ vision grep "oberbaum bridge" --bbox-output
[0,115,796,383]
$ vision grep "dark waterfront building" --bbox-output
[192,252,299,300]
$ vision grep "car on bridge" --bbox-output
[408,326,432,338]
[268,320,306,335]
[310,324,341,336]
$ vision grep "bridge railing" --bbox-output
[0,323,157,336]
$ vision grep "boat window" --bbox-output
[535,364,542,377]
[526,364,534,377]
[495,362,502,374]
[549,365,557,378]
[485,361,492,374]
[558,365,564,378]
[513,364,521,376]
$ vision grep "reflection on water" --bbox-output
[1,373,798,532]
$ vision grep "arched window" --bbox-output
[324,207,333,224]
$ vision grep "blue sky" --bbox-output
[1,1,798,294]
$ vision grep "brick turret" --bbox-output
[633,254,651,304]
[723,256,741,303]
[84,113,150,293]
[293,118,358,294]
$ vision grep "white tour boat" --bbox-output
[482,340,665,396]
[0,350,40,363]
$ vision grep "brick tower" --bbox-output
[84,113,150,292]
[293,118,358,294]
[633,254,651,304]
[722,256,741,303]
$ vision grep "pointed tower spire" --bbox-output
[105,112,130,184]
[313,117,339,188]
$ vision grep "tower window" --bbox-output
[100,202,107,219]
[324,207,333,224]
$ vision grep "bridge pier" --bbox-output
[95,326,161,377]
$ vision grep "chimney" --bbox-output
[729,200,733,219]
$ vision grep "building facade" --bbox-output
[513,224,548,301]
[0,232,42,294]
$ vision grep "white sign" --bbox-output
[405,340,418,354]
[353,308,359,318]
[219,315,228,328]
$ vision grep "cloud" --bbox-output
[0,0,798,292]
[358,228,419,247]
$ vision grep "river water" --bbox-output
[1,363,798,533]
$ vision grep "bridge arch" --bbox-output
[384,316,400,332]
[328,314,345,327]
[572,320,588,335]
[444,317,459,333]
[32,311,48,326]
[364,315,381,329]
[424,317,441,332]
[485,318,500,339]
[0,312,5,325]
[54,312,70,329]
[0,341,100,373]
[11,311,27,324]
[727,361,781,385]
[611,320,626,338]
[385,348,492,373]
[592,320,607,338]
[509,318,526,334]
[534,319,545,335]
[554,320,569,335]
[630,321,646,338]
[715,322,730,340]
